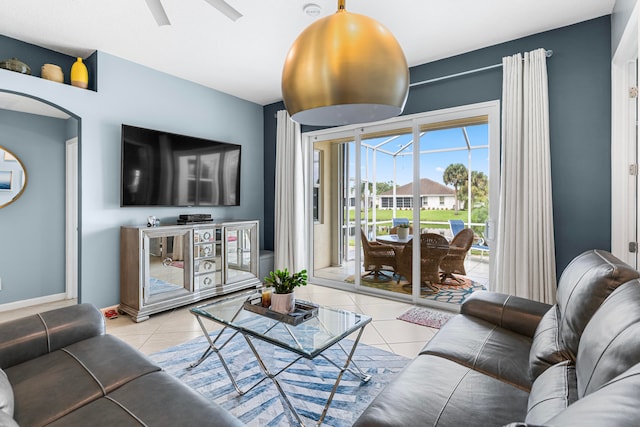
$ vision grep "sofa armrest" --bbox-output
[0,303,105,369]
[461,291,551,338]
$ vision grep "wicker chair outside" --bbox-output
[439,228,475,284]
[395,233,449,291]
[361,229,397,279]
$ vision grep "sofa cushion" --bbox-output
[0,303,105,370]
[525,360,577,425]
[46,371,245,427]
[6,335,160,426]
[62,334,161,393]
[528,306,570,380]
[353,354,529,427]
[7,347,105,426]
[0,368,14,417]
[421,314,532,390]
[576,280,640,398]
[541,362,640,426]
[555,249,639,360]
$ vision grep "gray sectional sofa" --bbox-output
[4,249,640,426]
[354,249,640,426]
[0,303,243,427]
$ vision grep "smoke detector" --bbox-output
[303,3,322,17]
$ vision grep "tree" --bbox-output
[460,171,488,208]
[376,181,395,194]
[443,163,468,214]
[360,181,395,196]
[360,181,396,209]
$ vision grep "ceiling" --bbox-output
[0,0,615,107]
[0,92,71,119]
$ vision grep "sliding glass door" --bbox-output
[308,102,499,306]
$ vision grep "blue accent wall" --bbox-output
[263,16,612,277]
[0,51,264,308]
[0,111,68,302]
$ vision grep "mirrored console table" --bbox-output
[119,219,261,322]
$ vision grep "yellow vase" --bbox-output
[70,57,88,89]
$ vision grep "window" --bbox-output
[396,197,413,208]
[439,196,445,206]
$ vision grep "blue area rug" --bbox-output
[350,274,486,304]
[149,331,408,426]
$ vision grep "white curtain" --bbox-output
[491,48,557,304]
[274,110,307,272]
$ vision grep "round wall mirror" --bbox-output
[0,146,28,208]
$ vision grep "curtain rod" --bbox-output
[409,49,553,88]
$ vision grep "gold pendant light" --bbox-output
[282,0,409,126]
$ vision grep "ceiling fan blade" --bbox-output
[202,0,243,22]
[145,0,171,26]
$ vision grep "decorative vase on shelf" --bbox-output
[41,64,63,83]
[0,57,31,75]
[70,57,88,89]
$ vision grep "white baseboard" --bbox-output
[0,293,68,313]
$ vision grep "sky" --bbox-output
[352,124,490,187]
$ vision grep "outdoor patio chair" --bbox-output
[440,228,474,284]
[395,233,449,291]
[360,229,397,279]
[472,240,490,259]
[450,219,490,259]
[448,219,465,238]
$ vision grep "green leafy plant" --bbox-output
[264,268,308,294]
[397,223,410,228]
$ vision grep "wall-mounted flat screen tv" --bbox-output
[121,124,241,207]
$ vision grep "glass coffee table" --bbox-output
[189,290,372,426]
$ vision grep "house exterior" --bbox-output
[379,178,457,210]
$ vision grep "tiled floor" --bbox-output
[0,284,443,359]
[0,254,490,359]
[108,284,439,358]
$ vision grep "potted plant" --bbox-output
[264,268,308,314]
[396,223,410,239]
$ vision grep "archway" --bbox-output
[0,90,81,309]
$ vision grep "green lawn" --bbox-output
[350,209,470,230]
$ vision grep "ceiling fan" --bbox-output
[145,0,243,26]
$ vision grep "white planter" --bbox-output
[397,227,409,239]
[271,292,295,314]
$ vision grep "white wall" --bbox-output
[612,0,637,53]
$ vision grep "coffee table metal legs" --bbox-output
[315,326,370,426]
[190,315,371,426]
[242,336,307,425]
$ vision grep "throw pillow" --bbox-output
[0,369,14,417]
